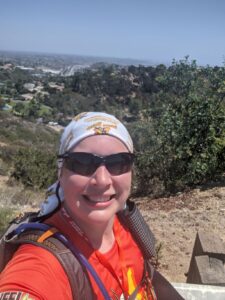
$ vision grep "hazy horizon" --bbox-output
[1,0,225,67]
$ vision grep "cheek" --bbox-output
[117,172,132,194]
[60,169,86,195]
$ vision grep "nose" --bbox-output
[89,165,112,187]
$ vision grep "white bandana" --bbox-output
[59,112,133,154]
[58,112,133,171]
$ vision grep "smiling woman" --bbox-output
[60,134,133,246]
[0,112,184,300]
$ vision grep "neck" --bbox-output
[84,219,115,253]
[63,204,115,253]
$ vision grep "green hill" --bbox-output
[0,111,60,188]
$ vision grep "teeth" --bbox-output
[90,198,110,203]
[84,195,113,203]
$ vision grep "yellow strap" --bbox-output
[37,227,58,243]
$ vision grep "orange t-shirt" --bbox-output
[0,211,152,300]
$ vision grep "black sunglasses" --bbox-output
[58,152,135,176]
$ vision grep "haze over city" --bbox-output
[0,0,225,66]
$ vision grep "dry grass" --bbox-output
[0,175,45,235]
[0,175,44,209]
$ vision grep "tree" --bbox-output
[134,58,225,195]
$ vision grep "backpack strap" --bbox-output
[5,222,111,300]
[118,202,184,300]
[2,227,93,300]
[117,199,156,258]
[19,231,93,300]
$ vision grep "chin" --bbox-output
[85,208,117,224]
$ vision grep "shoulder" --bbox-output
[0,244,72,300]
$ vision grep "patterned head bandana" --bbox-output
[59,112,133,155]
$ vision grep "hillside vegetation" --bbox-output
[0,56,225,196]
[0,112,59,188]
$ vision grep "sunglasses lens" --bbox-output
[64,153,96,176]
[62,152,134,176]
[106,153,134,175]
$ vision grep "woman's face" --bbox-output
[60,135,132,227]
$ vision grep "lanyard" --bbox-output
[95,233,129,298]
[60,207,90,243]
[60,207,138,299]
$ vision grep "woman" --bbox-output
[0,112,183,300]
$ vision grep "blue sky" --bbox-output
[0,0,225,66]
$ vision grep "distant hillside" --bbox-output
[0,111,60,150]
[0,50,154,73]
[0,111,60,188]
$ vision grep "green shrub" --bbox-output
[11,147,57,189]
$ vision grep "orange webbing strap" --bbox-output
[37,227,58,243]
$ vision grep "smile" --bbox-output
[83,195,115,204]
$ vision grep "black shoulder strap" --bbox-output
[117,199,156,258]
[118,202,184,300]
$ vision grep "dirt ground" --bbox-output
[136,185,225,283]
